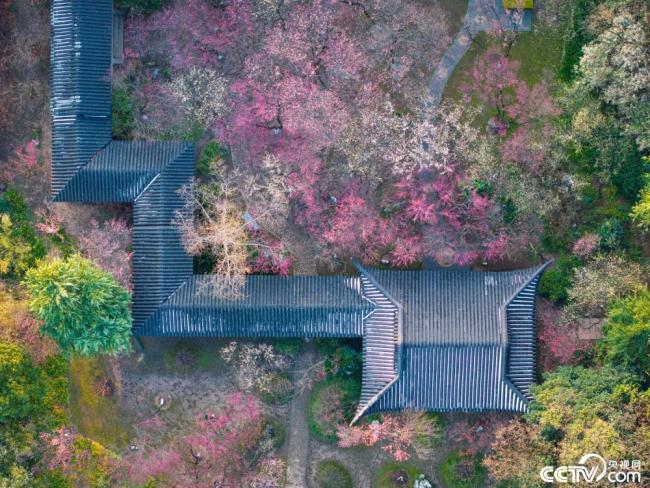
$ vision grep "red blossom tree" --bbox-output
[337,411,439,461]
[125,393,264,487]
[537,298,589,370]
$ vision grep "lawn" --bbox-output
[442,24,567,106]
[68,356,132,450]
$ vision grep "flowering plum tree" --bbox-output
[337,411,439,462]
[125,393,265,487]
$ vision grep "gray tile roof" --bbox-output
[364,267,541,345]
[54,141,193,203]
[135,275,371,337]
[50,0,549,421]
[50,0,112,197]
[368,345,528,413]
[358,263,548,414]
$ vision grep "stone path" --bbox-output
[284,344,316,488]
[423,0,533,112]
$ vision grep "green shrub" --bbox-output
[538,255,578,304]
[558,0,598,82]
[597,218,624,250]
[34,470,72,488]
[631,173,650,231]
[261,418,286,450]
[0,189,45,279]
[308,377,360,442]
[600,290,650,379]
[111,88,135,139]
[438,451,487,488]
[272,338,302,358]
[197,140,229,177]
[324,345,362,378]
[114,0,165,15]
[315,460,353,488]
[0,342,43,422]
[25,255,132,356]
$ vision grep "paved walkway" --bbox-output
[423,0,532,112]
[284,344,316,488]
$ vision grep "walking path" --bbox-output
[423,0,532,112]
[284,344,316,488]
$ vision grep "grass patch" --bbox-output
[373,462,430,488]
[442,22,565,119]
[161,340,218,373]
[308,377,360,443]
[508,27,565,86]
[438,451,487,488]
[315,460,353,488]
[68,356,131,450]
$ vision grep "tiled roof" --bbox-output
[368,345,529,413]
[50,0,112,196]
[135,275,370,337]
[363,267,542,345]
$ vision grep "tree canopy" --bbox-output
[0,341,43,422]
[24,255,132,356]
[601,289,650,379]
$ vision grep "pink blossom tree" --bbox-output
[124,393,264,487]
[337,411,439,461]
[537,298,588,370]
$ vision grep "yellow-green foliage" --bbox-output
[67,436,118,488]
[0,214,35,277]
[528,366,643,465]
[503,0,533,8]
[631,179,650,231]
[68,356,131,449]
[24,255,132,356]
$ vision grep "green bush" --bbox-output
[272,338,302,358]
[308,377,360,443]
[597,218,624,250]
[600,290,650,379]
[24,255,132,356]
[315,460,353,488]
[438,451,487,488]
[0,342,43,422]
[114,0,165,15]
[324,345,363,378]
[0,189,45,279]
[261,418,286,450]
[197,140,229,177]
[111,88,135,140]
[538,255,578,304]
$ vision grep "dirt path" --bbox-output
[423,0,532,112]
[285,344,316,487]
